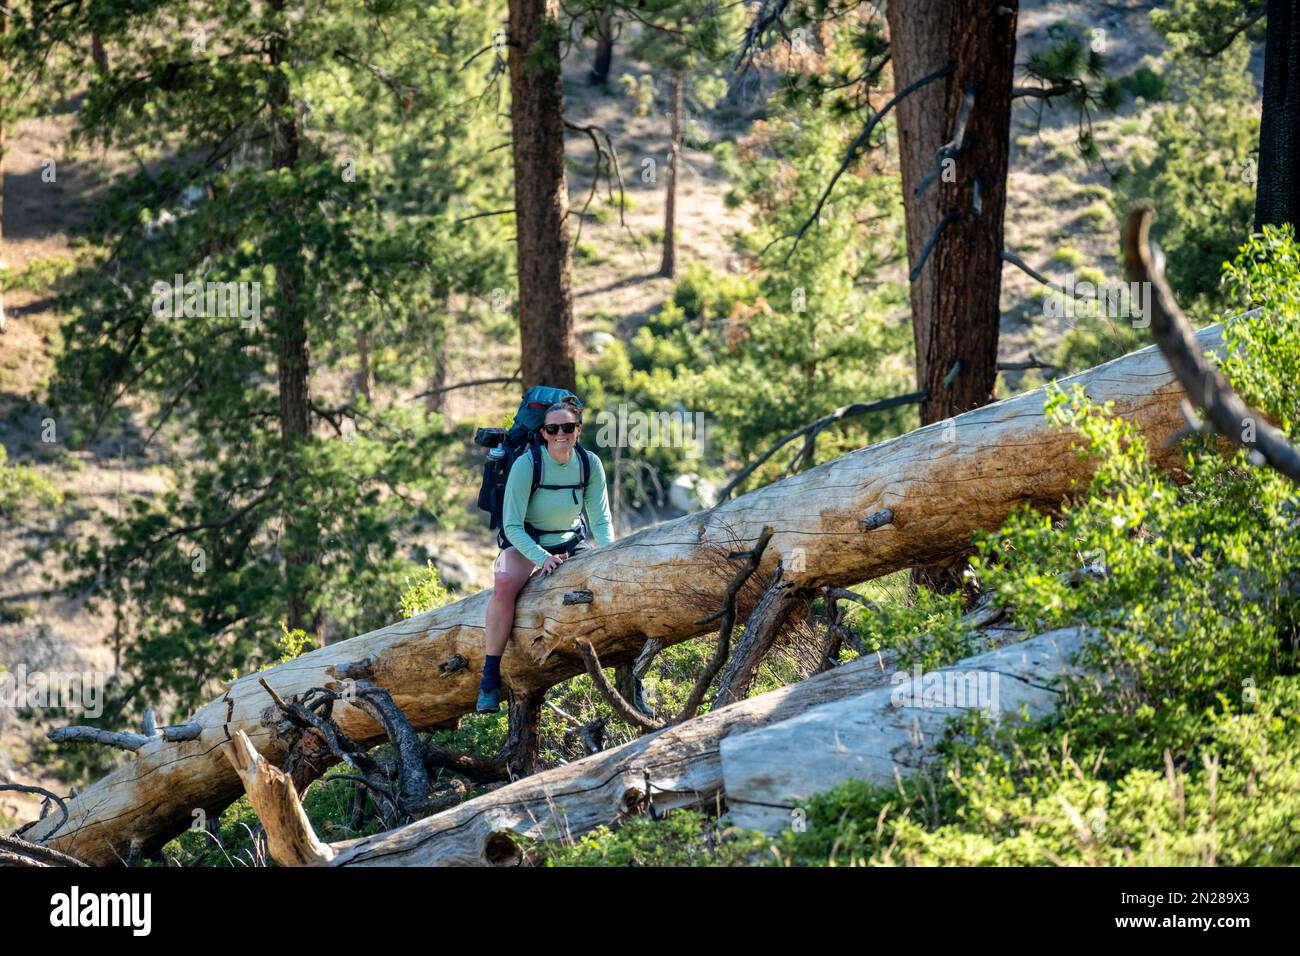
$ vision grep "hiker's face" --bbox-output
[542,412,580,452]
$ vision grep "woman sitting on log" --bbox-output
[477,398,617,713]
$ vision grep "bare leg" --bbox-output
[485,546,537,658]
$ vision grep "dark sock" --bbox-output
[480,654,502,692]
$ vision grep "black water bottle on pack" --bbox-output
[475,428,509,526]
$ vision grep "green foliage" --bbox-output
[1220,226,1300,435]
[574,240,605,262]
[225,619,316,682]
[611,93,913,494]
[765,677,1300,865]
[542,238,1300,866]
[1077,203,1111,232]
[851,586,968,672]
[0,445,63,518]
[618,74,657,116]
[620,0,742,75]
[6,0,1285,868]
[616,0,742,135]
[398,560,454,618]
[537,807,757,866]
[1111,27,1258,313]
[1030,23,1105,82]
[1050,246,1084,267]
[1021,22,1123,158]
[970,388,1291,765]
[1050,310,1149,374]
[158,762,399,864]
[19,0,512,716]
[1119,65,1168,102]
[1151,0,1269,58]
[0,601,34,625]
[269,621,317,667]
[428,708,508,758]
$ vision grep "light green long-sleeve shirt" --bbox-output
[502,443,614,568]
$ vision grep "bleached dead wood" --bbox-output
[221,730,336,866]
[322,611,1021,866]
[46,727,151,752]
[719,626,1096,832]
[22,325,1224,864]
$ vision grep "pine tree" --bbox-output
[617,0,741,278]
[10,0,511,713]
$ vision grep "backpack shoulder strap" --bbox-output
[575,443,591,493]
[529,441,543,497]
[575,444,592,538]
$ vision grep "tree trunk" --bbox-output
[1256,0,1300,229]
[354,327,374,406]
[504,687,546,778]
[20,324,1227,864]
[509,0,576,393]
[891,0,1017,424]
[1,12,7,336]
[269,5,316,635]
[887,0,1019,590]
[659,70,683,278]
[91,32,109,75]
[887,0,951,422]
[590,8,615,85]
[613,660,637,705]
[424,303,448,417]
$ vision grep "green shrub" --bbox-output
[399,560,453,617]
[1120,66,1167,102]
[542,235,1300,865]
[0,445,63,517]
[1078,202,1111,231]
[1050,246,1084,268]
[1111,30,1257,313]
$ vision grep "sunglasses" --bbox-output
[542,422,579,435]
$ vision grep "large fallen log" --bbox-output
[22,324,1224,864]
[719,626,1095,832]
[309,603,1020,866]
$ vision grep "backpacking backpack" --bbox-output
[475,385,593,548]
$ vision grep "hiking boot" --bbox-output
[476,686,502,713]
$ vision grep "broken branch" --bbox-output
[577,640,664,732]
[1122,202,1300,484]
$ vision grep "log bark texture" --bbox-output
[1256,0,1300,230]
[324,610,1021,866]
[22,325,1225,864]
[222,730,336,866]
[719,626,1094,832]
[888,0,1018,427]
[510,0,577,391]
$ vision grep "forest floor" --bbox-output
[0,0,1256,823]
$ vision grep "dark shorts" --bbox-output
[541,537,591,557]
[497,528,590,558]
